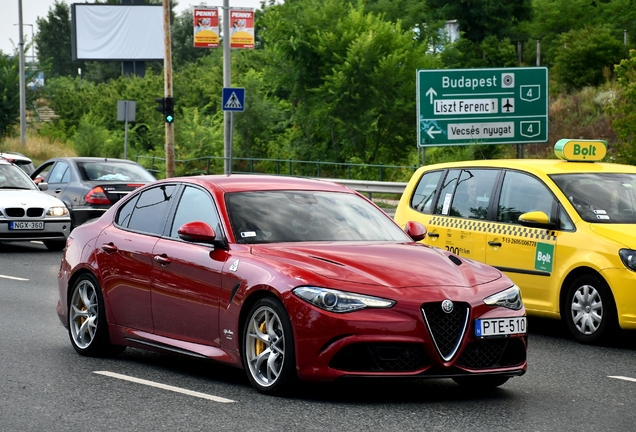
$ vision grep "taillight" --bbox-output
[85,186,111,205]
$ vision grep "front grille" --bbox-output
[422,302,469,361]
[4,207,44,217]
[330,343,430,372]
[456,338,526,369]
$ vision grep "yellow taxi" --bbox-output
[394,139,636,344]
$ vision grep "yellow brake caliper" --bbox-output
[78,300,87,331]
[255,320,266,355]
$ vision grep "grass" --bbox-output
[0,131,76,167]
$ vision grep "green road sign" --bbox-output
[417,67,548,147]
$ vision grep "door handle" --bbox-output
[428,232,440,238]
[55,188,62,193]
[101,242,118,253]
[154,254,171,265]
[488,241,502,247]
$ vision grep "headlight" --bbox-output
[293,286,395,313]
[619,249,636,271]
[47,206,69,217]
[484,285,523,310]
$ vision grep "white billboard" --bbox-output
[71,4,163,61]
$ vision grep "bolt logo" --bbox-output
[554,139,607,162]
[535,242,554,272]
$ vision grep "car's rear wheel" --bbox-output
[242,297,296,394]
[564,274,616,344]
[43,240,66,251]
[452,376,509,388]
[68,274,124,357]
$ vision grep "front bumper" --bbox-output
[286,295,527,382]
[0,219,71,242]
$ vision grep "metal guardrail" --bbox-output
[321,178,408,197]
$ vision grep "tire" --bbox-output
[43,240,66,251]
[242,297,296,395]
[564,274,617,344]
[68,274,125,357]
[452,376,510,388]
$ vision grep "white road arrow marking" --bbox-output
[426,87,437,104]
[427,125,441,140]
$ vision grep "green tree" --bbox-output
[35,0,80,79]
[552,25,625,90]
[441,36,517,68]
[427,0,532,42]
[0,53,20,137]
[261,0,441,165]
[611,49,636,164]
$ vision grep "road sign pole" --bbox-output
[223,0,231,175]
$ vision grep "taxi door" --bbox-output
[485,170,559,312]
[426,168,500,263]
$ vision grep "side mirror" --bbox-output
[404,221,427,241]
[178,221,217,243]
[518,211,556,229]
[37,182,49,191]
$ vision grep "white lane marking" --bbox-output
[609,376,636,383]
[0,274,29,281]
[93,371,236,403]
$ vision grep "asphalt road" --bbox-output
[1,241,636,431]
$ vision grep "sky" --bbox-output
[1,0,266,57]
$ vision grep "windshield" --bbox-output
[226,190,411,243]
[0,164,37,190]
[551,173,636,223]
[77,161,156,182]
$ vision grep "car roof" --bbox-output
[0,152,32,164]
[417,158,636,176]
[45,157,141,164]
[155,174,354,194]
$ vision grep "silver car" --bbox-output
[0,159,71,251]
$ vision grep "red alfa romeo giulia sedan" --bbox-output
[56,174,527,394]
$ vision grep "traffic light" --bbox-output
[155,97,165,115]
[164,97,174,123]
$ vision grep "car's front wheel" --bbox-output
[242,297,296,394]
[68,274,124,357]
[564,274,617,344]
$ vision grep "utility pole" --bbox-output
[17,0,26,146]
[162,0,175,178]
[223,0,232,174]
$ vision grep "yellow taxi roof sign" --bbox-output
[554,139,607,162]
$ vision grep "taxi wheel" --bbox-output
[452,376,509,388]
[242,297,297,395]
[564,274,617,344]
[68,274,125,357]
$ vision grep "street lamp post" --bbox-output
[17,0,26,146]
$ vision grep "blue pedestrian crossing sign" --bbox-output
[222,87,245,112]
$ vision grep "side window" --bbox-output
[170,186,222,239]
[127,184,177,235]
[436,169,462,215]
[410,170,443,214]
[115,194,140,228]
[48,162,70,184]
[498,171,556,224]
[451,169,499,219]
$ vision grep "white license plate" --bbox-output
[475,317,526,337]
[9,221,44,230]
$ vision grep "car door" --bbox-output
[38,161,71,203]
[95,184,178,332]
[424,168,499,263]
[485,170,560,312]
[150,184,229,346]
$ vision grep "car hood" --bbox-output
[250,243,503,288]
[0,189,66,207]
[589,224,636,248]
